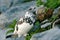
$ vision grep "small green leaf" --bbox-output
[35,21,40,26]
[6,19,17,35]
[6,29,14,35]
[8,19,17,28]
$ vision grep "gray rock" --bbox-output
[0,28,25,40]
[0,0,13,12]
[0,1,36,28]
[30,28,60,40]
[41,22,51,28]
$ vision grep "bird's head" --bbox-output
[28,6,36,15]
[25,10,36,24]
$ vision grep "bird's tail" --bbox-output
[6,34,13,39]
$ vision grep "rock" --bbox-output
[41,22,51,28]
[30,28,60,40]
[53,7,60,15]
[36,5,46,15]
[0,0,13,12]
[36,5,53,22]
[53,19,60,28]
[41,19,48,24]
[0,13,8,29]
[40,19,51,28]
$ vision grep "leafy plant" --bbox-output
[36,0,60,9]
[6,19,17,35]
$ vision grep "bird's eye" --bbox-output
[29,8,32,10]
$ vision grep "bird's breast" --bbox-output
[17,22,33,33]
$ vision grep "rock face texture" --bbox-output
[31,19,60,40]
[0,0,36,28]
[30,28,60,40]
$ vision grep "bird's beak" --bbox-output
[33,11,36,15]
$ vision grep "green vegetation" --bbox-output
[36,0,45,7]
[6,19,17,35]
[36,0,60,9]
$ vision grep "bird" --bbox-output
[6,6,36,39]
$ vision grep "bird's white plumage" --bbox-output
[13,6,36,38]
[19,18,24,22]
[13,17,34,37]
[17,22,33,37]
[25,11,35,23]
